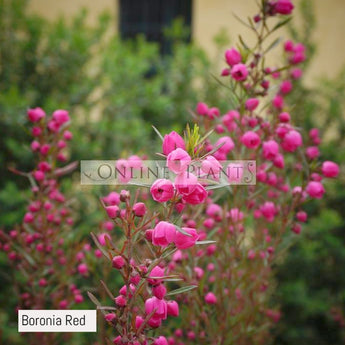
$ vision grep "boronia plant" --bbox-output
[1,1,340,345]
[0,108,90,344]
[89,1,339,344]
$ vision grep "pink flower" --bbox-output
[280,80,292,94]
[167,148,191,174]
[222,110,239,131]
[248,250,256,260]
[291,68,303,79]
[148,266,165,285]
[273,154,285,169]
[245,98,259,111]
[133,202,147,217]
[272,95,284,109]
[40,144,50,155]
[290,51,306,64]
[262,140,279,160]
[260,202,277,222]
[296,211,308,222]
[31,140,40,151]
[201,155,222,177]
[47,120,60,132]
[27,107,45,122]
[135,315,144,329]
[279,112,290,123]
[115,159,131,183]
[306,181,325,199]
[105,205,119,218]
[103,191,120,205]
[24,212,34,223]
[231,63,248,81]
[153,336,169,345]
[273,0,294,15]
[52,109,70,125]
[59,300,68,309]
[32,126,42,137]
[225,48,241,66]
[175,172,197,195]
[215,136,235,154]
[207,107,220,119]
[152,221,176,248]
[75,295,84,304]
[127,155,142,169]
[162,131,186,155]
[175,227,199,249]
[227,162,244,183]
[115,295,127,307]
[145,296,168,320]
[98,233,111,246]
[112,255,125,269]
[241,131,261,149]
[33,170,45,181]
[221,68,230,76]
[152,284,167,300]
[105,313,116,322]
[78,263,88,275]
[167,300,179,317]
[306,146,320,160]
[284,40,294,52]
[113,336,122,344]
[205,292,217,304]
[182,183,207,205]
[196,102,209,115]
[309,128,319,139]
[281,130,303,152]
[150,179,175,202]
[321,161,339,178]
[63,130,73,140]
[206,204,222,220]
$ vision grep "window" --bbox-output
[119,0,192,54]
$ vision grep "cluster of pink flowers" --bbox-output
[0,109,88,320]
[93,4,340,339]
[149,2,338,345]
[94,179,203,344]
[1,2,340,345]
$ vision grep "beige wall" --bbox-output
[29,0,345,84]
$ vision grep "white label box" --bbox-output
[18,310,97,332]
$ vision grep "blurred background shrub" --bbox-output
[272,1,345,344]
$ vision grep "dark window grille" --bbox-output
[119,0,192,54]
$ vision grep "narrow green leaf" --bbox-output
[162,247,177,259]
[196,240,217,245]
[87,291,102,307]
[264,37,282,54]
[100,280,115,300]
[152,125,164,142]
[166,285,198,296]
[97,306,117,311]
[239,35,249,50]
[199,129,214,145]
[272,17,292,33]
[232,12,254,31]
[127,182,151,188]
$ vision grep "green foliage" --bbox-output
[0,3,226,343]
[273,2,345,344]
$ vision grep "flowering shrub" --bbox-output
[91,1,340,344]
[0,1,341,344]
[0,108,89,344]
